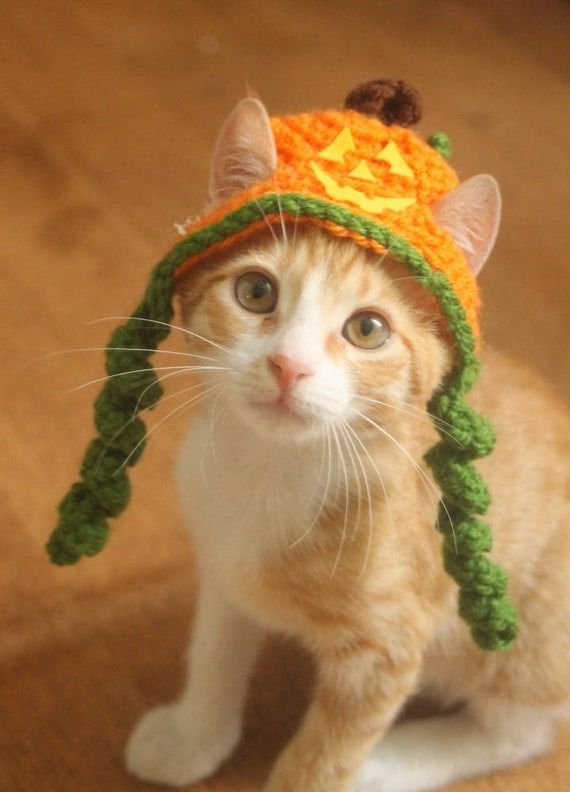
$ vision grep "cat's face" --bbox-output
[178,227,451,445]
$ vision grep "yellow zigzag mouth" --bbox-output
[310,160,416,216]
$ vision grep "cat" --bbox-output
[125,97,570,792]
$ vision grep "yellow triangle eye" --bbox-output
[348,160,376,181]
[317,127,356,162]
[374,140,414,178]
[310,127,417,215]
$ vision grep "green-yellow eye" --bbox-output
[343,312,391,349]
[234,271,278,313]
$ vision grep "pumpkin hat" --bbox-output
[47,79,518,651]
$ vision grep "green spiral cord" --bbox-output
[47,193,518,650]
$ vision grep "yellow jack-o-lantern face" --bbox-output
[309,127,416,215]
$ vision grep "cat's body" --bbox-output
[179,347,570,706]
[125,94,569,792]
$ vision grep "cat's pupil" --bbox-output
[360,316,374,336]
[252,280,270,300]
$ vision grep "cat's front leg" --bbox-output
[262,629,426,792]
[126,579,264,787]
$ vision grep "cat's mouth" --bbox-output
[250,397,308,422]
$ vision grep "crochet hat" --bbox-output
[47,79,518,651]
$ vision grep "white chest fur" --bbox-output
[175,408,332,589]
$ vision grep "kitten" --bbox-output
[125,99,569,792]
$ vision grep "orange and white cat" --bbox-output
[125,99,569,791]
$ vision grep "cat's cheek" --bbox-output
[346,342,407,395]
[402,332,452,403]
[185,286,254,353]
[311,361,353,419]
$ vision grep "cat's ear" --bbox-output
[209,98,277,204]
[432,175,501,276]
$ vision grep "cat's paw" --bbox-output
[125,703,241,787]
[350,758,389,792]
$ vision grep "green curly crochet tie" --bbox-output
[47,193,518,651]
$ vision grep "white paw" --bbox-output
[125,703,241,787]
[351,757,389,792]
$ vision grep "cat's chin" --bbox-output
[234,397,324,445]
[252,397,306,422]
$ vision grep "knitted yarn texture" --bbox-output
[47,80,519,651]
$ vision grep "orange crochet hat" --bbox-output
[47,79,518,652]
[174,82,478,338]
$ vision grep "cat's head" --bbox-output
[176,97,501,446]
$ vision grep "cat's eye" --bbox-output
[234,271,278,313]
[343,312,391,350]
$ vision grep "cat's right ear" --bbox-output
[209,98,277,204]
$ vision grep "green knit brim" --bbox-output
[47,193,518,651]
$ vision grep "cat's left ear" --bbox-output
[209,97,277,204]
[432,174,501,276]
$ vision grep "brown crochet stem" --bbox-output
[344,78,422,127]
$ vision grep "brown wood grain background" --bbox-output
[1,1,568,790]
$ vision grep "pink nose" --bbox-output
[268,354,314,393]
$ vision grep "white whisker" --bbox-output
[118,383,221,471]
[355,393,458,438]
[341,419,386,581]
[339,421,367,536]
[37,346,217,363]
[251,198,279,246]
[134,374,218,416]
[352,408,454,540]
[338,421,363,545]
[390,275,431,283]
[87,316,241,360]
[66,364,230,393]
[93,380,219,473]
[275,191,288,246]
[200,389,227,480]
[376,242,395,268]
[330,423,350,579]
[291,208,301,249]
[356,393,452,425]
[289,426,332,550]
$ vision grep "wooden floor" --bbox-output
[1,1,568,790]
